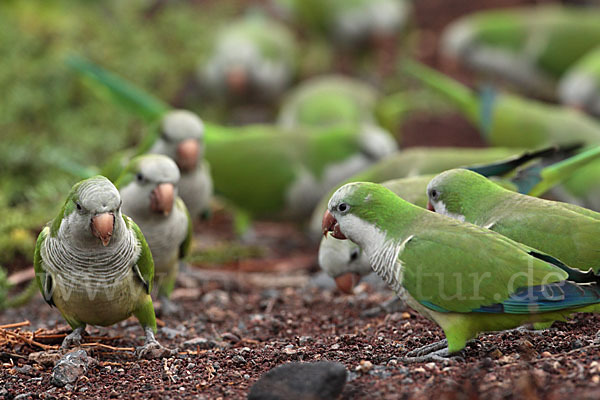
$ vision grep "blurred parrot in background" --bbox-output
[403,60,600,209]
[276,74,449,141]
[319,145,600,293]
[322,181,600,361]
[198,15,298,103]
[116,154,192,314]
[34,176,171,358]
[273,0,412,76]
[67,56,397,231]
[559,45,600,118]
[441,5,600,99]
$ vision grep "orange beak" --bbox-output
[227,66,248,94]
[322,210,347,239]
[427,201,435,212]
[150,183,175,216]
[91,212,115,246]
[334,272,361,294]
[176,138,199,172]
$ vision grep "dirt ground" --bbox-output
[3,0,600,399]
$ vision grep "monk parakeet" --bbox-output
[67,56,394,223]
[274,0,412,76]
[198,15,297,102]
[34,176,171,358]
[116,155,192,312]
[309,146,534,236]
[427,157,600,275]
[558,45,600,117]
[319,145,596,293]
[403,60,600,148]
[144,110,213,220]
[322,181,600,360]
[441,5,600,99]
[278,74,380,130]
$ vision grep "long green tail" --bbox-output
[66,54,170,122]
[525,145,600,197]
[401,60,479,123]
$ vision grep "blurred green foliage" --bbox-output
[0,0,237,268]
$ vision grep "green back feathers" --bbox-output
[127,216,154,294]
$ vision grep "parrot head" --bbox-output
[55,176,123,247]
[318,235,371,294]
[117,154,181,218]
[154,110,204,173]
[426,168,493,221]
[323,182,404,251]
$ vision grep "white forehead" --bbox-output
[328,182,361,210]
[79,177,120,208]
[138,155,180,183]
[162,110,204,141]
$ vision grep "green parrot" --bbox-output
[558,45,600,118]
[319,145,599,293]
[274,0,412,75]
[322,181,600,361]
[277,74,380,130]
[198,15,297,102]
[441,5,600,99]
[309,146,542,236]
[34,176,171,358]
[67,56,397,224]
[403,60,600,148]
[426,161,600,275]
[403,60,600,208]
[116,154,192,313]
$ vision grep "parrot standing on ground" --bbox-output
[558,45,600,118]
[319,145,599,293]
[322,182,600,361]
[198,15,297,103]
[34,176,171,358]
[441,5,600,99]
[116,154,192,314]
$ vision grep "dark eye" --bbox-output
[136,173,144,182]
[337,203,349,213]
[76,202,82,211]
[430,189,437,199]
[349,248,360,262]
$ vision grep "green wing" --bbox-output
[126,216,154,294]
[33,227,54,306]
[400,218,568,313]
[176,197,193,259]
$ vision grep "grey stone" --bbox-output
[248,361,347,400]
[51,349,96,387]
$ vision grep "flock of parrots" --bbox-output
[31,1,600,364]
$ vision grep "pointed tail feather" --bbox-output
[401,59,479,123]
[66,54,170,121]
[466,145,580,178]
[514,145,600,196]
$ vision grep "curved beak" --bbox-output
[91,212,115,246]
[227,66,248,94]
[427,201,435,212]
[151,183,175,216]
[334,272,361,294]
[176,138,199,172]
[322,210,347,239]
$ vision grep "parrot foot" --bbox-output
[61,327,86,350]
[401,348,459,364]
[405,339,448,357]
[136,328,176,360]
